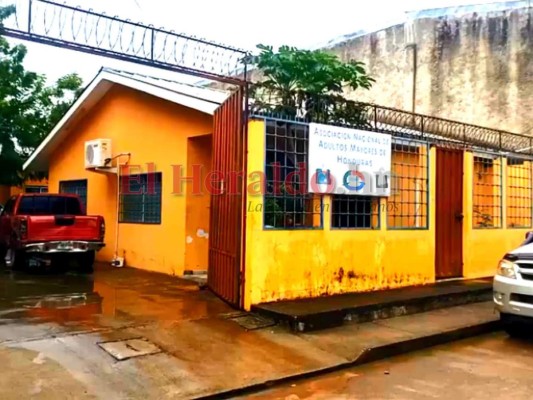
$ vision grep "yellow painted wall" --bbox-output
[463,152,531,279]
[184,134,212,272]
[48,85,212,276]
[244,119,437,310]
[244,119,533,309]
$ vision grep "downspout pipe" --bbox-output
[405,43,417,115]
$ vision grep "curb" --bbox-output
[191,319,501,400]
[253,287,492,332]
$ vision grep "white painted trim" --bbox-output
[23,69,229,171]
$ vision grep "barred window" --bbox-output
[387,141,429,229]
[331,195,379,229]
[264,121,322,229]
[506,157,532,228]
[119,172,162,224]
[59,179,87,212]
[25,186,48,194]
[472,154,502,228]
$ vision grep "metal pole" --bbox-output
[28,0,33,33]
[150,28,154,61]
[405,43,417,114]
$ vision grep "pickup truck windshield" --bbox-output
[17,196,83,216]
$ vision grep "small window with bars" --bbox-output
[120,172,162,224]
[472,154,502,228]
[387,141,429,229]
[264,121,322,229]
[506,157,532,228]
[59,179,88,212]
[25,186,48,194]
[331,195,380,229]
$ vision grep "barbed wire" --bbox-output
[0,0,250,85]
[250,88,533,156]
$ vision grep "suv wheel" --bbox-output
[501,314,528,338]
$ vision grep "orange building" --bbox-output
[23,67,228,277]
[22,67,533,312]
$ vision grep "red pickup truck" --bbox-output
[0,194,105,272]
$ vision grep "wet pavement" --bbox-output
[244,332,533,400]
[0,264,232,344]
[0,263,241,399]
[0,263,345,399]
[0,263,501,399]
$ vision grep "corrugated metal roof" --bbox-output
[101,67,230,104]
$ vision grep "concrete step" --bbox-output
[252,278,493,332]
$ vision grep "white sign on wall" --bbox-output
[308,123,392,197]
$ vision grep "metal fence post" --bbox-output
[28,0,33,33]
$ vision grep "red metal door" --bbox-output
[435,147,464,279]
[208,88,246,308]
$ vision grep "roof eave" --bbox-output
[23,70,228,172]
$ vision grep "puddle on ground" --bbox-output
[0,264,233,335]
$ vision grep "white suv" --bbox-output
[494,232,533,337]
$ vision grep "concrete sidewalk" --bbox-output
[189,301,499,399]
[0,265,501,399]
[1,302,499,399]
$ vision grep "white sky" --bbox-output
[0,0,509,85]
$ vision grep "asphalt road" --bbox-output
[244,331,533,400]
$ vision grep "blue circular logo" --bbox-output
[343,170,365,191]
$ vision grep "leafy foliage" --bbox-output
[248,44,375,126]
[0,5,83,185]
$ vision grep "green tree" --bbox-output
[248,44,375,125]
[0,5,83,185]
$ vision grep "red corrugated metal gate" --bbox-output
[208,88,247,308]
[435,147,464,279]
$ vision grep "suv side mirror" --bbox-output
[523,231,533,245]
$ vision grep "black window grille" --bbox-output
[59,179,88,212]
[331,195,380,229]
[264,121,322,229]
[473,154,502,228]
[506,157,532,228]
[119,172,162,224]
[387,141,429,229]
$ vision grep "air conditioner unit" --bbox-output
[84,139,112,169]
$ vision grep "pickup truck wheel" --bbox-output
[78,251,95,273]
[7,249,27,271]
[0,244,6,266]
